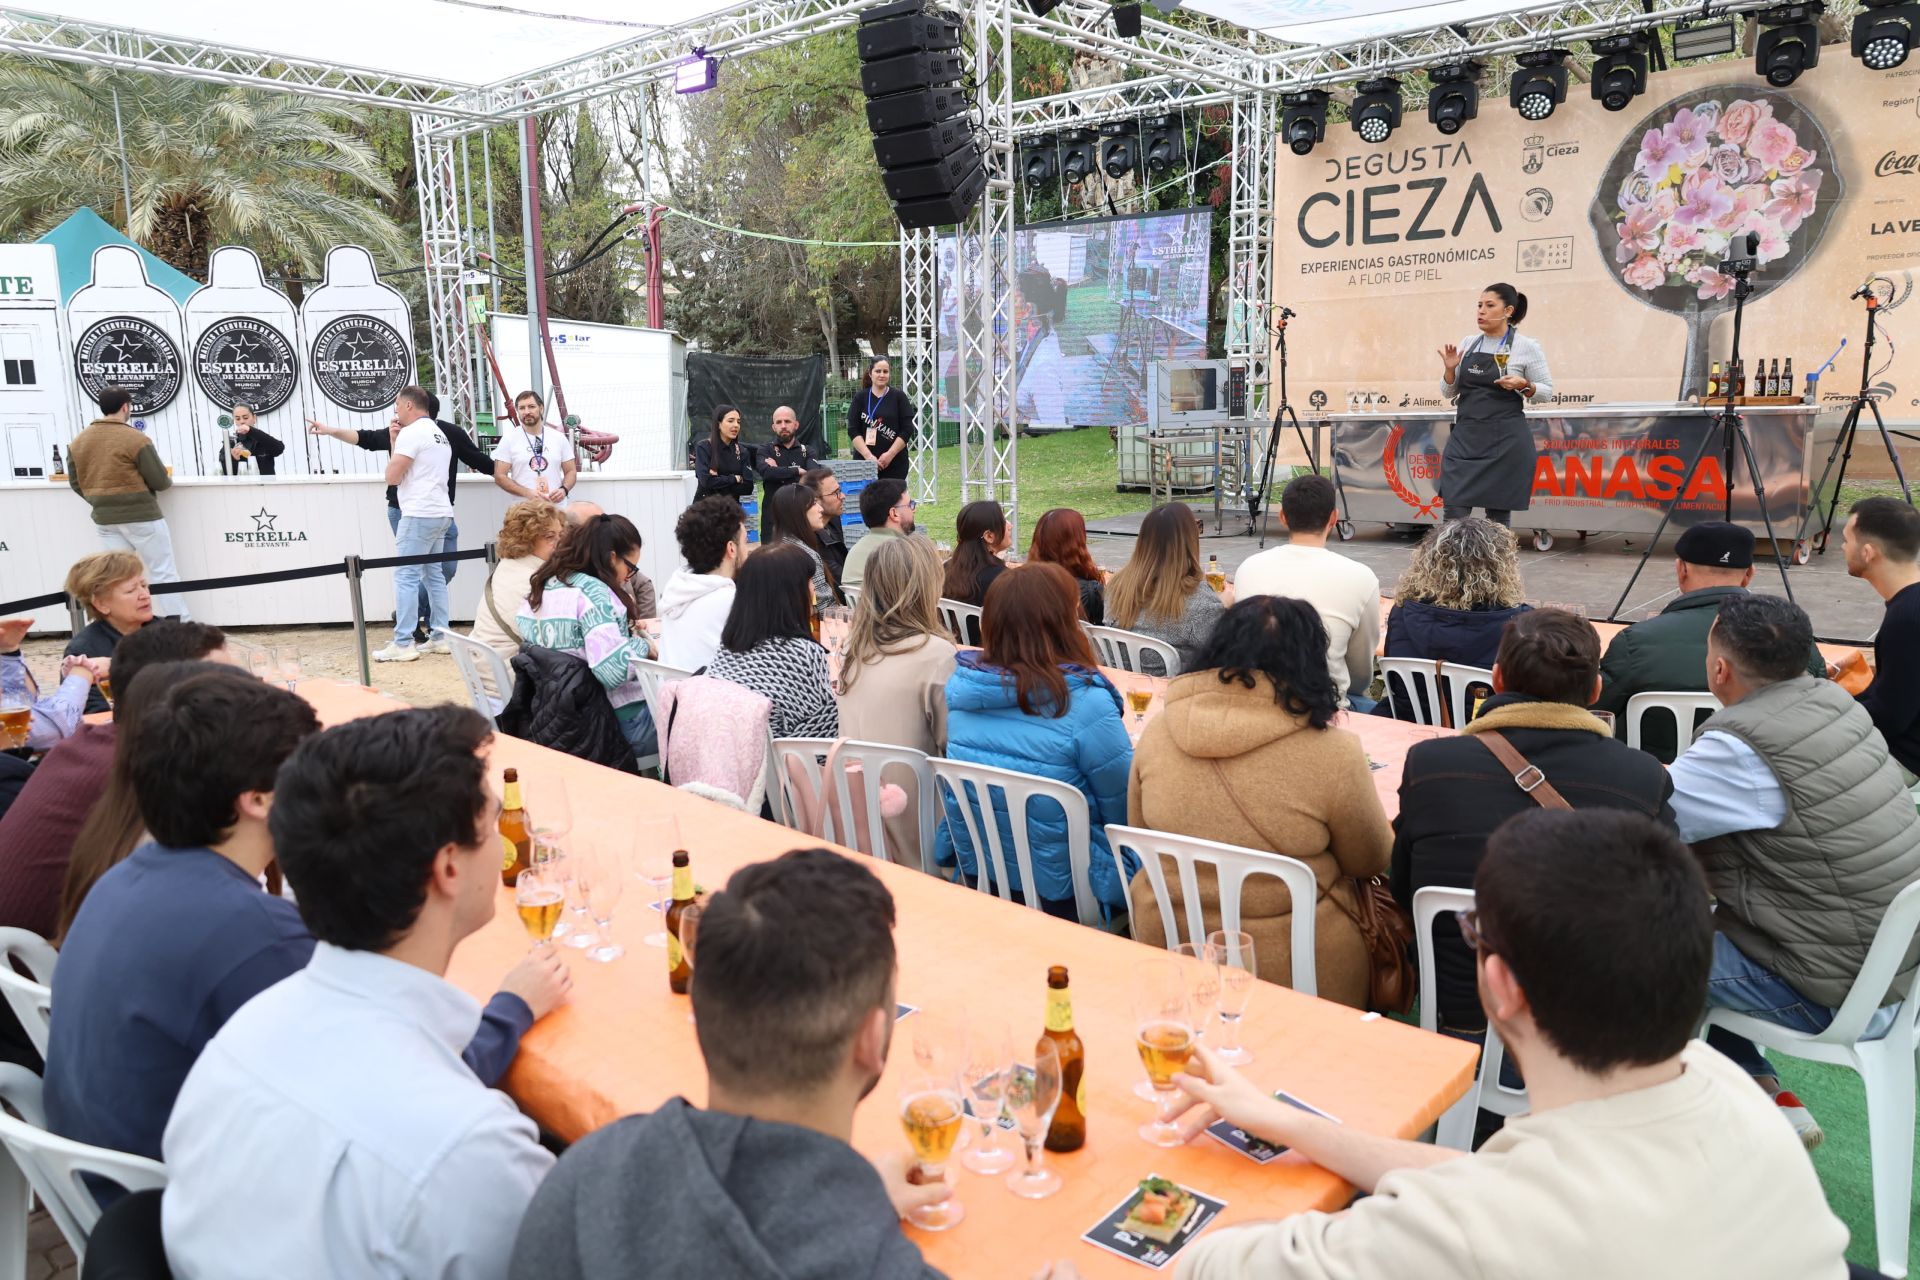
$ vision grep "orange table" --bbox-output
[297,680,1478,1279]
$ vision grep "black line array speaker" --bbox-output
[858,0,985,229]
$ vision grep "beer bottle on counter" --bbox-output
[1783,358,1795,402]
[1734,360,1746,398]
[666,850,695,994]
[1706,361,1723,399]
[49,445,64,481]
[1771,358,1784,397]
[499,768,532,887]
[1042,965,1087,1152]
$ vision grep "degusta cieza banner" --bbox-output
[1269,59,1920,431]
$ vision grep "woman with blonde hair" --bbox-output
[837,534,956,868]
[62,551,153,716]
[1383,516,1532,717]
[1103,502,1230,674]
[469,500,568,702]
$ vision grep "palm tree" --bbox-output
[0,58,408,280]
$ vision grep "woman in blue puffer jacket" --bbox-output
[935,562,1136,918]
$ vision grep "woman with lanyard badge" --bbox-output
[848,356,915,482]
[1436,283,1553,527]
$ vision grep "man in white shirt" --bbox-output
[657,496,747,672]
[1233,474,1379,707]
[375,386,456,662]
[163,705,561,1280]
[493,390,578,503]
[1163,808,1850,1280]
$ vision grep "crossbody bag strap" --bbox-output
[1474,730,1573,810]
[1206,760,1334,906]
[480,563,522,646]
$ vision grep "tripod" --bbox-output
[1798,283,1915,555]
[1248,309,1350,546]
[1609,259,1795,620]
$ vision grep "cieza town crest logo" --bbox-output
[74,317,182,413]
[1523,135,1545,175]
[224,507,310,548]
[194,317,298,414]
[311,314,410,412]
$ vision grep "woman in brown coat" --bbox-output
[1127,595,1392,1008]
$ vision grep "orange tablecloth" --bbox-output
[297,680,1478,1280]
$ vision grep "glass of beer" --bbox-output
[97,677,113,709]
[0,702,29,750]
[1126,686,1154,727]
[899,1071,967,1230]
[514,868,565,951]
[1005,1040,1063,1199]
[1134,960,1196,1147]
[1207,930,1259,1066]
[1205,568,1227,592]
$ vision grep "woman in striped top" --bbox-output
[707,543,839,741]
[517,514,658,758]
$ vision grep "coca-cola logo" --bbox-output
[74,317,182,413]
[1875,150,1920,177]
[194,317,298,414]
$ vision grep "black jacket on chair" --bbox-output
[497,646,639,774]
[1388,694,1676,1031]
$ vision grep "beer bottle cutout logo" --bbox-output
[74,316,182,413]
[311,314,411,412]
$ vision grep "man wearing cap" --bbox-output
[1593,522,1822,762]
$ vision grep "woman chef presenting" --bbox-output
[1436,282,1554,527]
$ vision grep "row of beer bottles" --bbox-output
[1706,357,1794,399]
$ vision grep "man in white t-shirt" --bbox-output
[492,390,578,503]
[375,386,456,663]
[1162,809,1850,1280]
[1233,474,1379,707]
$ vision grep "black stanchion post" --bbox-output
[65,597,87,635]
[344,555,371,687]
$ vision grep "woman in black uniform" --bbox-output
[1436,283,1554,527]
[693,404,755,501]
[848,356,915,482]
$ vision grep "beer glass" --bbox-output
[0,702,29,750]
[248,648,274,683]
[629,816,682,948]
[898,1071,966,1230]
[959,1016,1016,1176]
[1134,960,1196,1148]
[1172,942,1221,1040]
[577,847,626,963]
[1005,1040,1063,1200]
[273,645,303,692]
[1125,686,1154,727]
[1207,930,1258,1066]
[513,868,564,952]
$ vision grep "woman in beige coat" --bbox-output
[1128,595,1392,1008]
[836,533,956,869]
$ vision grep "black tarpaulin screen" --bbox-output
[684,353,828,462]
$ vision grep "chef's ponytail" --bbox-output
[1484,282,1527,327]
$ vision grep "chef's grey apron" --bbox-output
[1442,334,1535,513]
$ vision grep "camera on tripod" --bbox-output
[1717,230,1763,279]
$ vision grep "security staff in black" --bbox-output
[755,404,812,531]
[1437,283,1554,527]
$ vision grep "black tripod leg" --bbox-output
[1803,402,1862,552]
[1250,413,1283,546]
[1731,415,1796,604]
[1865,399,1914,504]
[1609,417,1726,621]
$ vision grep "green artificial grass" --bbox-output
[1775,1055,1920,1274]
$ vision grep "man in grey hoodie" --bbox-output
[507,848,948,1280]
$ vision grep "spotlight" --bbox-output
[1099,121,1139,178]
[1755,3,1822,86]
[1854,0,1920,69]
[1671,17,1738,59]
[1113,2,1142,36]
[1424,61,1481,136]
[1024,0,1062,13]
[1020,136,1058,187]
[1588,32,1650,112]
[1142,114,1184,174]
[674,52,719,94]
[1280,89,1328,156]
[1058,127,1097,185]
[1509,48,1570,121]
[1350,77,1402,144]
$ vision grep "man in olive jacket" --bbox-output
[67,386,190,621]
[1593,522,1819,761]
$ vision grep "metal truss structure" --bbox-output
[898,226,941,508]
[1225,87,1275,498]
[413,117,481,434]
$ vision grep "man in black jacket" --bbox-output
[755,406,812,533]
[804,467,849,584]
[1391,608,1676,1032]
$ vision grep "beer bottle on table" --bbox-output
[666,850,695,994]
[1042,965,1087,1152]
[499,768,532,887]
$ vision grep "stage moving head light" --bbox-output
[1854,0,1920,69]
[1021,136,1059,188]
[1058,127,1097,185]
[1756,3,1822,86]
[1350,77,1403,145]
[1424,61,1481,136]
[1589,31,1651,112]
[1280,89,1329,157]
[1509,48,1570,121]
[1142,115,1184,174]
[1099,121,1139,179]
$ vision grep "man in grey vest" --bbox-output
[1670,593,1920,1150]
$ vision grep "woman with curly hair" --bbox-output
[468,500,567,700]
[1027,507,1107,626]
[1383,517,1532,718]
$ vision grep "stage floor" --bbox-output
[1082,510,1885,646]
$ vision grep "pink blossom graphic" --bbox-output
[1663,106,1715,163]
[1777,145,1815,176]
[1717,98,1772,147]
[1663,223,1705,259]
[1673,170,1735,230]
[1623,254,1667,289]
[1708,143,1747,186]
[1615,197,1669,262]
[1747,117,1797,172]
[1686,265,1735,300]
[1635,127,1682,182]
[1763,170,1822,232]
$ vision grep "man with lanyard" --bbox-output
[493,390,579,504]
[755,406,811,532]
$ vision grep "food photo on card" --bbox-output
[1081,1176,1227,1270]
[1205,1091,1341,1164]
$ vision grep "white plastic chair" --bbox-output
[0,1066,166,1268]
[0,929,55,1061]
[1623,691,1721,754]
[1412,886,1529,1150]
[930,759,1103,928]
[1084,625,1182,677]
[437,629,512,720]
[841,584,862,609]
[770,738,835,839]
[1104,825,1317,997]
[633,657,695,732]
[772,739,940,875]
[1702,880,1920,1278]
[936,598,983,646]
[1377,658,1494,728]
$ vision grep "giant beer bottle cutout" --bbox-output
[298,245,414,476]
[68,245,195,469]
[185,247,307,475]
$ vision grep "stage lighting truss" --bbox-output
[1755,3,1822,85]
[1424,60,1482,136]
[1854,0,1920,69]
[1509,48,1571,121]
[1021,136,1060,188]
[1280,89,1329,156]
[1588,31,1651,112]
[1142,114,1185,174]
[1059,127,1098,185]
[1350,77,1403,144]
[1099,120,1140,178]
